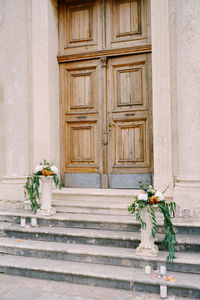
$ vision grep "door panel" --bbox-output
[115,120,145,163]
[66,121,99,170]
[66,67,97,113]
[106,0,149,50]
[112,118,150,171]
[59,0,103,56]
[107,54,152,177]
[109,55,148,111]
[60,59,103,175]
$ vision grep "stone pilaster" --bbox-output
[31,0,59,169]
[151,0,173,197]
[0,0,59,208]
[0,0,4,179]
[0,0,30,207]
[174,0,200,214]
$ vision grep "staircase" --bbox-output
[0,188,200,299]
[24,188,138,215]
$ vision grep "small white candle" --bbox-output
[160,285,167,298]
[20,218,26,227]
[144,265,151,275]
[160,265,167,276]
[31,217,37,227]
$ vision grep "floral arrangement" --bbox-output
[128,183,176,262]
[25,160,62,213]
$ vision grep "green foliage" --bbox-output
[148,205,158,240]
[138,181,150,191]
[158,200,176,262]
[53,174,62,190]
[24,175,40,214]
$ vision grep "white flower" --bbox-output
[50,166,59,174]
[155,191,164,201]
[34,165,43,173]
[138,193,148,201]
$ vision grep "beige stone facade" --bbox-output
[0,0,200,216]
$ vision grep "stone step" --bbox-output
[1,210,200,235]
[0,211,140,232]
[3,224,200,253]
[0,274,194,300]
[0,254,199,298]
[25,187,137,215]
[24,187,138,215]
[52,188,140,203]
[0,237,199,274]
[0,222,13,237]
[24,200,130,215]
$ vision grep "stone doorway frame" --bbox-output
[0,0,174,206]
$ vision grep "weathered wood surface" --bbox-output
[59,0,152,185]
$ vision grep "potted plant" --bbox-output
[128,183,176,262]
[25,160,62,215]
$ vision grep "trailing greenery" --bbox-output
[24,175,40,213]
[53,174,62,190]
[158,200,176,262]
[24,160,62,214]
[128,182,176,262]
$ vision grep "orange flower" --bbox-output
[149,195,159,204]
[42,169,53,176]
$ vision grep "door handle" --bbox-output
[125,113,135,116]
[76,115,87,119]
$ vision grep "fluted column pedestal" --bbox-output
[36,176,56,217]
[136,207,158,257]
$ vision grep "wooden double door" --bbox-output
[59,0,152,188]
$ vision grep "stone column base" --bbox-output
[0,176,26,209]
[136,244,158,257]
[36,207,56,217]
[174,178,200,218]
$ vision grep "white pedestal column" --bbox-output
[36,176,56,217]
[174,0,200,215]
[136,207,158,257]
